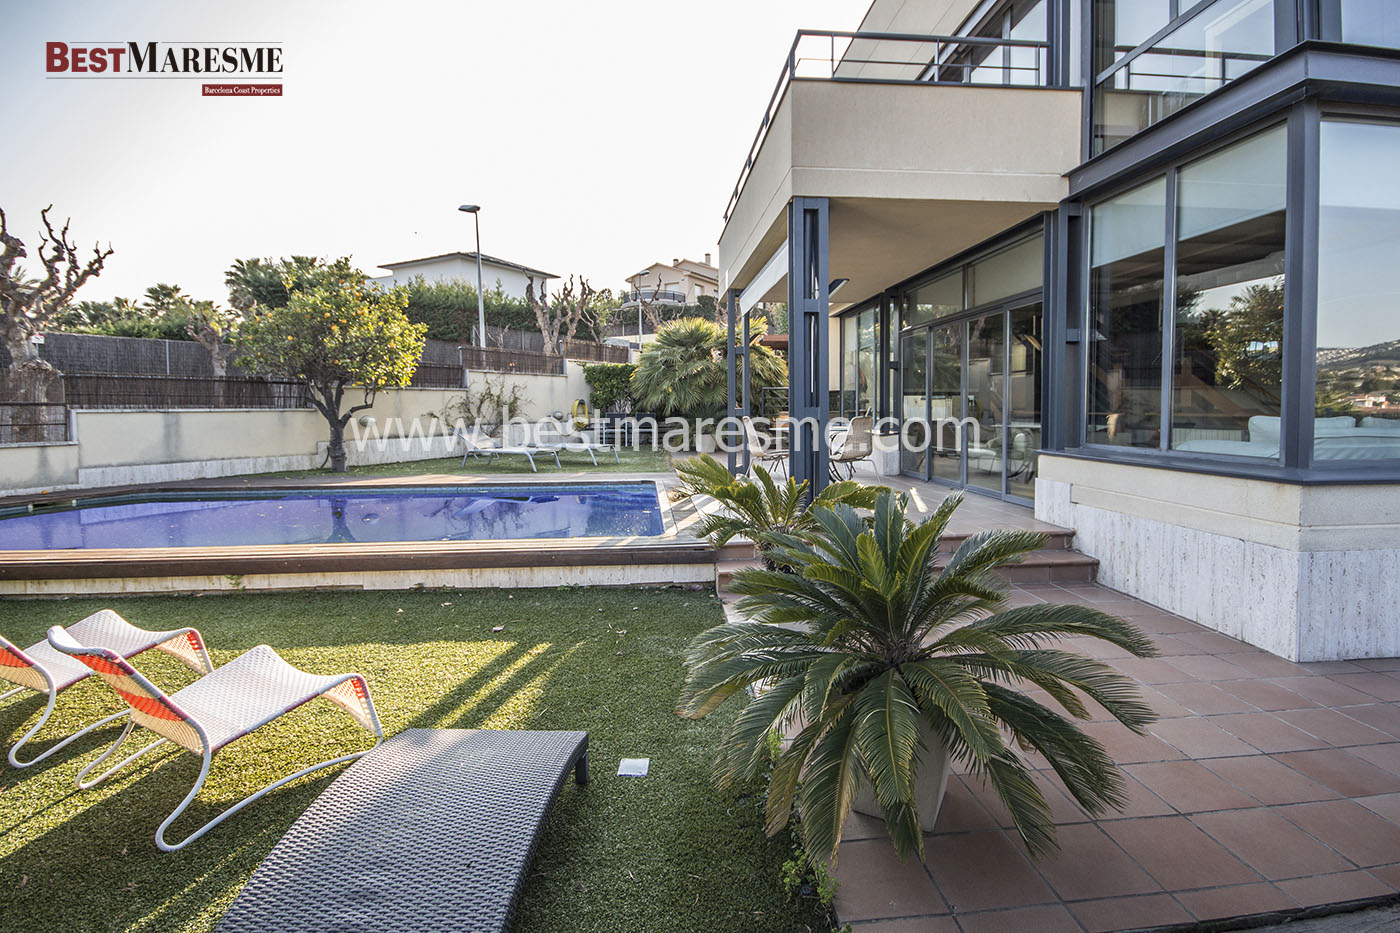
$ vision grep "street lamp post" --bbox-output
[458,204,486,348]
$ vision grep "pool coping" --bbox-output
[0,474,715,591]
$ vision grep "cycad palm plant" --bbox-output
[678,491,1158,863]
[674,454,885,569]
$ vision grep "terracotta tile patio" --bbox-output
[832,580,1400,931]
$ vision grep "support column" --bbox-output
[787,197,831,493]
[726,287,741,475]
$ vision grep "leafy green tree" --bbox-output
[631,316,786,418]
[225,256,358,312]
[679,491,1157,863]
[236,278,426,472]
[397,275,535,341]
[582,362,636,412]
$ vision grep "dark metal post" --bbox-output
[726,287,740,475]
[741,308,752,475]
[787,197,831,493]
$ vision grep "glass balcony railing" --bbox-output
[725,29,1054,223]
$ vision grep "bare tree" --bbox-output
[182,299,240,379]
[638,274,669,332]
[0,206,112,410]
[527,274,595,356]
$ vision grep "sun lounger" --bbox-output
[216,728,590,933]
[0,610,212,768]
[455,428,561,472]
[46,625,382,851]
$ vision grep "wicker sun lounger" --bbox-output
[217,727,590,933]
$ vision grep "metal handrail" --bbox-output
[624,288,689,304]
[723,29,1055,223]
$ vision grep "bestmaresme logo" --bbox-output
[46,42,283,97]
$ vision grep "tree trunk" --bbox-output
[0,334,65,442]
[327,415,348,472]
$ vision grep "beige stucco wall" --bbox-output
[719,80,1081,303]
[1036,454,1400,660]
[0,442,80,494]
[0,365,596,496]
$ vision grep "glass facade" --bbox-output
[1340,0,1400,49]
[1093,0,1275,154]
[1170,124,1286,457]
[1087,125,1289,456]
[899,230,1046,502]
[909,272,962,326]
[838,307,877,417]
[1087,177,1167,447]
[1316,120,1400,461]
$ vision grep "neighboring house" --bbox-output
[624,254,719,310]
[720,0,1400,661]
[369,252,558,300]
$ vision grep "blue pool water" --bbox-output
[0,484,665,550]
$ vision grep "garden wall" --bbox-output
[0,365,591,496]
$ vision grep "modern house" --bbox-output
[624,255,720,310]
[370,252,558,300]
[720,0,1400,661]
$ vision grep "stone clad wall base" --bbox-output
[1036,459,1400,662]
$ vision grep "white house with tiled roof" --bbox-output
[369,252,558,300]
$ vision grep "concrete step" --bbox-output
[931,547,1098,584]
[936,528,1075,553]
[718,545,1097,592]
[716,540,759,562]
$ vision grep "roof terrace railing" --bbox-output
[724,29,1054,223]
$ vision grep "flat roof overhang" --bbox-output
[719,79,1083,311]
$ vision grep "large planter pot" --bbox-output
[697,433,719,453]
[851,724,953,831]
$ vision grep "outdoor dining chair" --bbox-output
[46,625,383,852]
[0,610,212,768]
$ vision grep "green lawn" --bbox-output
[258,447,674,480]
[0,588,827,933]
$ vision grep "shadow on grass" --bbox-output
[0,588,825,933]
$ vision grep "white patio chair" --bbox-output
[46,625,383,852]
[0,610,212,768]
[453,427,560,472]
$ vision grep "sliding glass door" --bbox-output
[899,300,1042,503]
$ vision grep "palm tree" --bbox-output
[678,491,1158,863]
[631,317,785,419]
[674,454,885,569]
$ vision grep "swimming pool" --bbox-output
[0,483,665,550]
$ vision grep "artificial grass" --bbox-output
[0,588,827,933]
[255,447,674,481]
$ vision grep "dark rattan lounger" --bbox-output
[217,727,590,933]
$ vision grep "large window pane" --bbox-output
[1093,0,1274,154]
[908,271,962,326]
[1008,304,1042,501]
[1316,120,1400,461]
[1170,124,1286,458]
[901,330,927,476]
[967,315,1006,494]
[931,325,964,482]
[1088,177,1166,447]
[1094,0,1172,75]
[1341,1,1400,50]
[857,308,876,415]
[969,233,1043,307]
[841,315,859,417]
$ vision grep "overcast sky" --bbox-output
[1,0,861,303]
